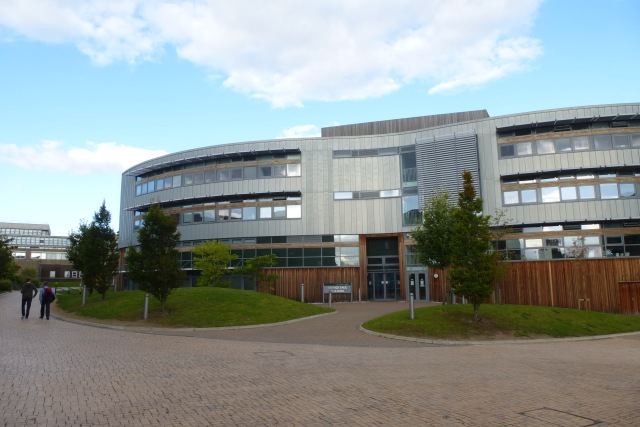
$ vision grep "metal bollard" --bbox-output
[328,291,332,308]
[301,283,305,303]
[358,287,362,303]
[410,293,415,320]
[144,294,149,320]
[82,285,86,306]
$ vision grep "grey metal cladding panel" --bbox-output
[333,157,400,190]
[416,131,479,203]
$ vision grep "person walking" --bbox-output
[20,278,38,319]
[38,281,56,320]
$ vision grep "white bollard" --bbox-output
[301,283,305,303]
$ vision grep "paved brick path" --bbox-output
[2,292,639,426]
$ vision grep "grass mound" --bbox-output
[56,287,333,328]
[363,304,640,340]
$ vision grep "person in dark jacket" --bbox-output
[38,281,56,320]
[20,278,38,319]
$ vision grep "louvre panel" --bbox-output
[357,149,378,157]
[359,191,380,199]
[415,131,480,205]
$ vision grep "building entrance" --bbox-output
[407,271,429,301]
[366,237,400,300]
[367,272,400,300]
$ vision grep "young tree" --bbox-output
[411,190,455,303]
[67,202,119,299]
[449,171,505,322]
[237,254,279,292]
[192,240,238,287]
[0,237,19,280]
[125,205,184,312]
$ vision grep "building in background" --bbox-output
[118,103,640,309]
[0,222,78,282]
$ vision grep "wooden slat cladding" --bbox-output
[495,259,640,313]
[263,267,362,303]
[428,259,640,314]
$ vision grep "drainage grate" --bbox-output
[521,408,601,426]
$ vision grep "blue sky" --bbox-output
[0,0,638,236]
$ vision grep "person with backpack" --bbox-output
[38,281,56,320]
[20,278,38,319]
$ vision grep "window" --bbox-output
[560,186,577,201]
[579,185,596,199]
[380,189,401,198]
[243,167,256,180]
[613,134,629,148]
[541,187,560,203]
[218,209,230,221]
[204,210,216,222]
[184,173,194,185]
[599,183,618,199]
[172,175,182,187]
[204,170,217,183]
[49,271,56,278]
[287,164,301,177]
[230,208,242,220]
[259,207,272,219]
[504,191,519,205]
[64,271,71,278]
[619,183,636,198]
[218,168,231,181]
[536,139,555,154]
[334,192,353,200]
[500,144,515,157]
[515,142,533,156]
[243,207,256,220]
[273,165,287,177]
[573,136,590,150]
[287,205,302,219]
[273,206,286,218]
[259,166,272,177]
[594,134,613,150]
[193,212,203,223]
[183,212,193,223]
[555,138,572,152]
[521,189,537,203]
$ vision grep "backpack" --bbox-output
[43,287,55,303]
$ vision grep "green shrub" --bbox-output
[0,279,12,293]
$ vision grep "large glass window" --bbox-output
[243,207,256,220]
[594,134,613,150]
[515,142,533,156]
[259,207,272,219]
[555,138,572,152]
[287,164,301,177]
[500,144,515,157]
[619,183,636,198]
[579,185,596,199]
[273,165,287,177]
[402,195,420,225]
[573,135,590,150]
[613,134,629,148]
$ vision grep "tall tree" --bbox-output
[67,202,119,299]
[411,190,455,302]
[192,240,238,287]
[0,237,18,280]
[125,205,184,312]
[449,171,505,322]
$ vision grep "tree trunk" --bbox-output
[473,301,480,322]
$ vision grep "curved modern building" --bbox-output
[118,103,640,306]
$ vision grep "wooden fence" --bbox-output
[430,258,640,314]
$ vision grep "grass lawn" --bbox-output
[56,287,334,327]
[363,304,640,340]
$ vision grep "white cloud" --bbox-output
[278,125,321,139]
[0,140,167,174]
[0,0,544,105]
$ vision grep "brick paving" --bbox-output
[2,292,639,426]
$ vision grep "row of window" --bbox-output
[135,204,303,229]
[334,189,403,200]
[173,234,360,247]
[179,246,361,269]
[494,234,640,260]
[136,163,302,196]
[503,182,638,205]
[136,151,301,180]
[4,236,70,248]
[508,221,639,234]
[333,145,415,158]
[497,120,640,138]
[0,228,50,236]
[499,132,640,158]
[503,168,640,185]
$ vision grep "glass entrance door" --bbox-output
[368,272,399,300]
[407,271,429,301]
